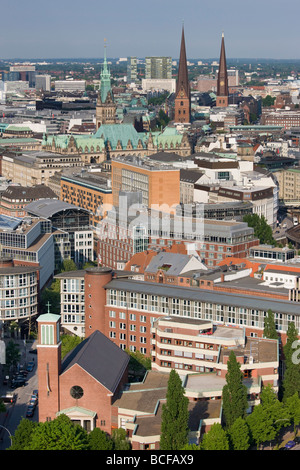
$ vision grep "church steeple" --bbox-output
[99,39,113,103]
[96,39,116,129]
[216,32,229,107]
[174,25,191,123]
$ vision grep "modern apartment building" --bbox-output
[145,57,172,80]
[0,257,39,332]
[151,316,278,387]
[274,167,300,203]
[0,215,54,288]
[60,167,113,230]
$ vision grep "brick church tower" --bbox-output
[36,311,61,422]
[216,32,229,107]
[174,26,191,123]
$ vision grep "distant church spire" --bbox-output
[174,25,191,123]
[216,32,229,107]
[96,38,116,129]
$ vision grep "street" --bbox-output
[0,340,38,450]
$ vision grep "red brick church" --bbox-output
[36,313,129,434]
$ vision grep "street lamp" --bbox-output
[0,424,12,447]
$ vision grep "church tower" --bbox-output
[96,40,117,129]
[36,310,61,422]
[174,26,191,123]
[216,32,229,107]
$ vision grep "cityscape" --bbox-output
[1,0,300,454]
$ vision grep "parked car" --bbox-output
[26,361,34,372]
[33,389,38,397]
[11,378,26,388]
[285,440,296,449]
[29,395,38,406]
[26,406,35,418]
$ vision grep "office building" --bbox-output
[60,167,113,230]
[0,257,39,334]
[35,74,51,92]
[25,199,93,265]
[54,80,86,93]
[145,57,172,80]
[111,154,180,208]
[127,57,138,83]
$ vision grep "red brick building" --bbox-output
[37,313,129,434]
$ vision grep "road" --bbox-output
[0,341,38,450]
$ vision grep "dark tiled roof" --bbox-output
[2,185,57,201]
[61,330,129,393]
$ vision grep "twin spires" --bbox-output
[174,26,229,120]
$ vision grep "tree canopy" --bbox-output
[222,351,248,428]
[243,213,275,245]
[160,369,189,450]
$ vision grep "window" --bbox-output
[70,385,84,399]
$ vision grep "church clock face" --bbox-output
[220,81,224,86]
[70,385,84,399]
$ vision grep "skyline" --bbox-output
[1,0,300,60]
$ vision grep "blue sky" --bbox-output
[1,0,300,60]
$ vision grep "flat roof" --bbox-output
[105,278,300,315]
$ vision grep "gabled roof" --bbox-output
[145,252,202,276]
[95,123,145,149]
[61,330,129,393]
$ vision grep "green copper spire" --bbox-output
[100,39,113,103]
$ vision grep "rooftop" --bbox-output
[26,199,88,218]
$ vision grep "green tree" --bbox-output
[285,393,300,436]
[243,213,275,245]
[28,414,89,450]
[61,334,82,359]
[9,418,38,450]
[200,423,229,450]
[160,369,189,450]
[111,428,131,450]
[88,428,113,450]
[5,340,21,370]
[40,278,60,314]
[222,351,248,428]
[262,95,276,107]
[60,259,78,272]
[263,309,278,340]
[260,384,290,438]
[227,417,250,450]
[246,404,276,449]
